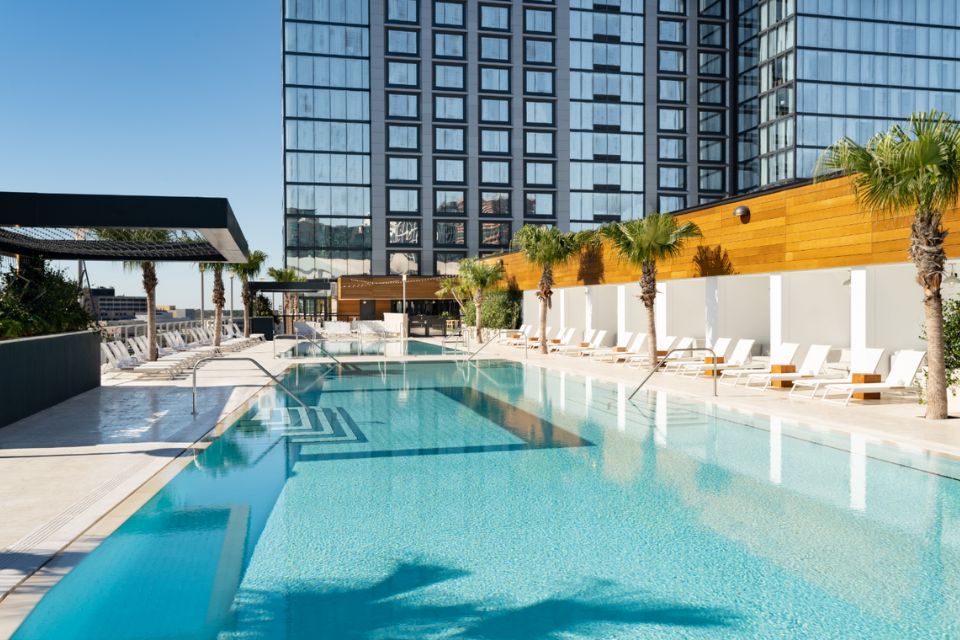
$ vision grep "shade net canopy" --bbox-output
[0,192,249,262]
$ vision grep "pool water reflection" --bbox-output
[13,361,960,639]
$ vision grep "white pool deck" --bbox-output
[1,336,959,635]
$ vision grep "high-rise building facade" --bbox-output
[738,0,960,191]
[283,0,958,278]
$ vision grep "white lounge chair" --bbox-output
[563,329,608,356]
[552,329,596,354]
[233,322,264,342]
[664,337,731,373]
[526,327,556,349]
[720,342,800,385]
[790,347,886,398]
[102,341,185,378]
[745,343,831,390]
[821,349,926,406]
[587,331,636,360]
[321,321,352,340]
[679,338,756,376]
[501,324,529,344]
[547,327,578,352]
[129,337,205,368]
[626,335,678,368]
[507,325,536,346]
[514,326,551,347]
[599,333,650,363]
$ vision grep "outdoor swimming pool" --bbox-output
[284,338,456,357]
[12,360,960,638]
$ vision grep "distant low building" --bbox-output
[90,288,147,321]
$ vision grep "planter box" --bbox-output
[249,316,275,341]
[0,330,100,428]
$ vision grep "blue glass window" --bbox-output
[387,61,418,86]
[387,0,418,23]
[480,5,510,30]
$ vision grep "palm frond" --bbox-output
[513,225,596,269]
[815,110,960,218]
[229,250,268,281]
[600,213,701,268]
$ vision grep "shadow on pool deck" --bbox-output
[228,561,741,639]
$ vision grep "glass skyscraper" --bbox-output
[283,0,958,278]
[738,0,960,191]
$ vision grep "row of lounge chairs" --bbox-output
[669,338,925,405]
[100,324,262,378]
[502,325,926,406]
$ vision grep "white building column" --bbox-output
[585,286,593,333]
[850,267,867,361]
[616,284,626,340]
[770,273,783,355]
[558,288,566,331]
[705,276,719,348]
[655,282,667,339]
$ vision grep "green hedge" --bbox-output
[462,288,521,330]
[0,261,94,340]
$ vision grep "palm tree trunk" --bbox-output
[212,267,224,348]
[539,291,549,354]
[538,265,553,354]
[213,304,223,347]
[911,210,949,419]
[242,281,252,338]
[640,260,658,370]
[143,262,158,361]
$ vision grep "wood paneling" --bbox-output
[337,275,451,300]
[486,176,960,291]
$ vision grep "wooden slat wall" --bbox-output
[337,276,451,300]
[486,176,960,291]
[333,299,394,319]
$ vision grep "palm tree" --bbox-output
[816,110,960,419]
[267,266,305,335]
[457,258,503,340]
[97,228,171,361]
[601,214,702,368]
[436,276,469,317]
[513,225,595,353]
[199,262,226,347]
[228,250,268,338]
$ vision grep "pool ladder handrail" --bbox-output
[628,347,718,400]
[464,332,500,364]
[273,332,344,366]
[191,356,307,415]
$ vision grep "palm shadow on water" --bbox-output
[228,561,741,639]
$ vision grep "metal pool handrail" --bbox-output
[464,333,500,364]
[628,347,718,400]
[273,332,344,366]
[191,357,307,415]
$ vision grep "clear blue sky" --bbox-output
[0,1,282,309]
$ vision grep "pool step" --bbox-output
[235,406,368,444]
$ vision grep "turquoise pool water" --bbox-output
[13,361,960,639]
[285,338,455,357]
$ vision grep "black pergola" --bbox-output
[0,191,249,262]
